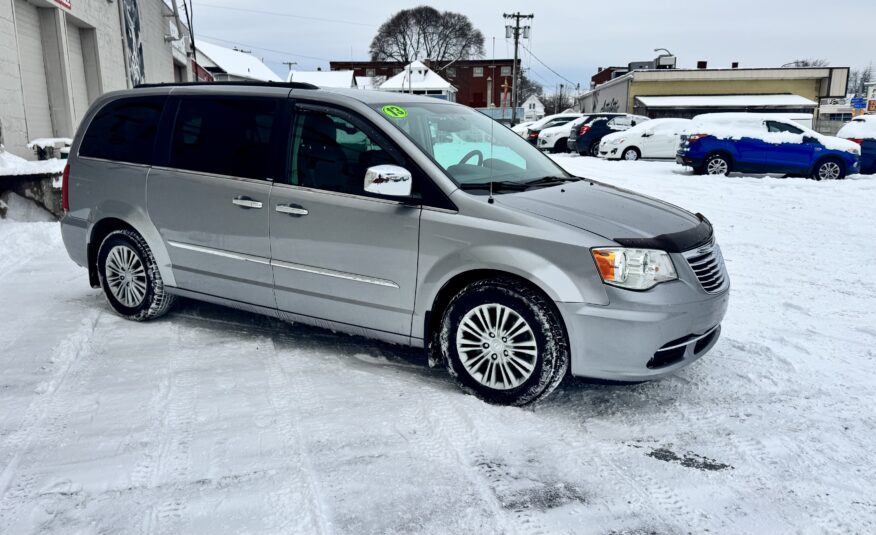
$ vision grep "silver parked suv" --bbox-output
[60,82,729,405]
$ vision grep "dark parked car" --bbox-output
[837,115,876,175]
[571,114,649,156]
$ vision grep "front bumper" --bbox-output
[599,145,620,159]
[556,277,729,381]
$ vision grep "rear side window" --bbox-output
[169,97,280,180]
[79,97,164,164]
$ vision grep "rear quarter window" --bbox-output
[79,96,165,164]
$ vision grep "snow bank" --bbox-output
[0,148,66,177]
[0,191,57,222]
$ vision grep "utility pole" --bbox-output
[504,12,533,125]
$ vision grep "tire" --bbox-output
[552,138,569,154]
[588,142,600,157]
[439,277,569,406]
[811,158,845,181]
[622,147,640,161]
[704,153,731,176]
[97,229,175,321]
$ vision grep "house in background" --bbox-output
[195,42,281,83]
[522,95,545,121]
[378,61,456,101]
[288,70,357,88]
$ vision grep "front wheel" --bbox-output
[97,230,175,321]
[440,278,569,406]
[812,159,845,181]
[622,147,640,161]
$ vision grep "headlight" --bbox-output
[611,137,625,145]
[591,248,677,290]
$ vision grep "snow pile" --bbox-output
[837,116,876,140]
[26,137,72,150]
[0,191,57,222]
[0,147,66,177]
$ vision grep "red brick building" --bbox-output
[329,59,520,108]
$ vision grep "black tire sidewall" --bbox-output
[97,233,155,318]
[589,142,600,157]
[442,280,565,405]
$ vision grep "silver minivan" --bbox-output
[60,82,729,405]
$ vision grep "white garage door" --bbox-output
[66,19,89,127]
[14,0,53,139]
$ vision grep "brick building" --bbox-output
[0,0,191,159]
[329,58,520,108]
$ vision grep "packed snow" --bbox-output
[0,149,66,177]
[1,158,875,534]
[25,138,72,150]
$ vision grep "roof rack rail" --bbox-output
[134,81,319,90]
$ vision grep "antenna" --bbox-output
[488,38,496,205]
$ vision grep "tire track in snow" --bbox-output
[261,336,333,535]
[0,309,101,530]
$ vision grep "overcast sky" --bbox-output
[191,0,875,90]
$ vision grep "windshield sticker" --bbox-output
[382,105,408,118]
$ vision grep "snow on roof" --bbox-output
[636,94,818,108]
[195,41,281,82]
[355,76,383,90]
[380,61,455,92]
[288,70,356,88]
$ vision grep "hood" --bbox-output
[495,180,711,252]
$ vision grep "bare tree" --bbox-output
[791,58,830,67]
[542,88,573,116]
[369,6,485,66]
[516,75,543,104]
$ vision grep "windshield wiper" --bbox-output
[458,180,530,192]
[522,175,581,187]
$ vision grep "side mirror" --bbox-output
[641,131,653,137]
[802,135,819,144]
[364,165,413,197]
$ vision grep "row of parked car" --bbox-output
[512,111,876,179]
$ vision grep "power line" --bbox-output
[520,42,577,87]
[193,2,378,27]
[198,34,333,63]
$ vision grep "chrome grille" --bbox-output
[683,240,728,294]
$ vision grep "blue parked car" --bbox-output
[837,115,876,175]
[677,113,861,180]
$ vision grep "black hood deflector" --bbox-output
[612,214,713,253]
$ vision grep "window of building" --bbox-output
[473,67,484,77]
[169,97,280,180]
[500,66,511,76]
[79,97,165,165]
[365,68,376,77]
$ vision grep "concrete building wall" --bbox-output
[0,0,189,159]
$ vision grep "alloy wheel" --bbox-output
[455,303,538,390]
[818,161,841,180]
[623,149,639,161]
[105,245,147,308]
[707,157,729,175]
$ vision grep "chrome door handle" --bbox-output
[232,196,263,209]
[276,204,309,216]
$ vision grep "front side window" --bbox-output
[372,101,568,188]
[288,108,400,196]
[79,97,164,164]
[168,97,279,180]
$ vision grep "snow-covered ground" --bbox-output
[1,157,875,534]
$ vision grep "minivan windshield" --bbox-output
[371,102,571,189]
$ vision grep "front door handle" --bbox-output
[232,196,263,209]
[276,204,309,216]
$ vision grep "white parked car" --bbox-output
[511,121,535,136]
[520,113,582,143]
[599,118,692,161]
[537,123,575,153]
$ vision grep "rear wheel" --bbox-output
[705,154,731,176]
[588,142,600,157]
[97,230,175,321]
[812,159,845,181]
[622,147,640,161]
[440,278,569,406]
